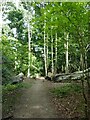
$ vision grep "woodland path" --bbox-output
[13,78,60,118]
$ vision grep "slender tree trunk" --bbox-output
[85,51,87,70]
[62,65,64,72]
[44,27,47,76]
[80,53,84,71]
[79,40,88,118]
[55,32,57,74]
[80,53,88,119]
[78,33,88,118]
[46,33,48,74]
[65,33,69,74]
[14,41,17,71]
[86,67,90,120]
[51,28,54,75]
[43,5,47,76]
[15,56,17,70]
[87,4,90,119]
[27,23,31,78]
[87,68,90,120]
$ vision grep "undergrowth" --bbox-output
[2,81,32,118]
[51,83,82,97]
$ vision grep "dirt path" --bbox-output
[13,78,59,118]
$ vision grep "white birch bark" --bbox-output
[44,25,47,76]
[27,23,31,78]
[55,32,57,74]
[65,33,69,74]
[46,33,48,74]
[51,27,54,75]
[43,4,47,76]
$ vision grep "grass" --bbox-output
[3,82,32,93]
[2,81,33,118]
[51,83,82,97]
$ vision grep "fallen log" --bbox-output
[53,68,90,82]
[11,72,24,85]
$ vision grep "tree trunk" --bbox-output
[87,4,90,119]
[27,23,31,78]
[55,32,57,74]
[14,41,17,71]
[85,51,87,70]
[80,54,84,71]
[65,33,69,74]
[44,27,47,76]
[51,27,54,76]
[80,53,88,119]
[43,4,47,77]
[46,33,48,74]
[62,65,64,72]
[87,69,90,120]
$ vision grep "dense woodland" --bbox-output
[1,1,90,119]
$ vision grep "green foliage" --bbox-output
[51,83,82,97]
[3,82,32,93]
[7,9,26,41]
[2,2,90,77]
[2,36,15,85]
[3,84,18,91]
[31,2,89,73]
[2,57,14,85]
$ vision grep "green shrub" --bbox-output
[3,82,32,94]
[2,55,15,85]
[51,83,82,97]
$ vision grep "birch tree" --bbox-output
[55,32,57,74]
[51,26,54,75]
[27,22,31,78]
[43,4,47,76]
[44,23,47,76]
[64,33,69,74]
[46,33,49,74]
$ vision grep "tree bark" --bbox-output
[81,53,88,119]
[43,3,47,76]
[14,40,17,71]
[44,27,47,76]
[55,32,57,74]
[87,70,90,120]
[65,33,69,74]
[87,4,90,119]
[51,27,54,76]
[46,33,48,74]
[27,22,31,78]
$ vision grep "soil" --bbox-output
[13,78,59,118]
[2,78,85,119]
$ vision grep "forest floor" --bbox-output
[2,78,85,119]
[13,78,59,118]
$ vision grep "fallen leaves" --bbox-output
[51,91,85,118]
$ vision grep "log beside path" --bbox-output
[50,68,90,82]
